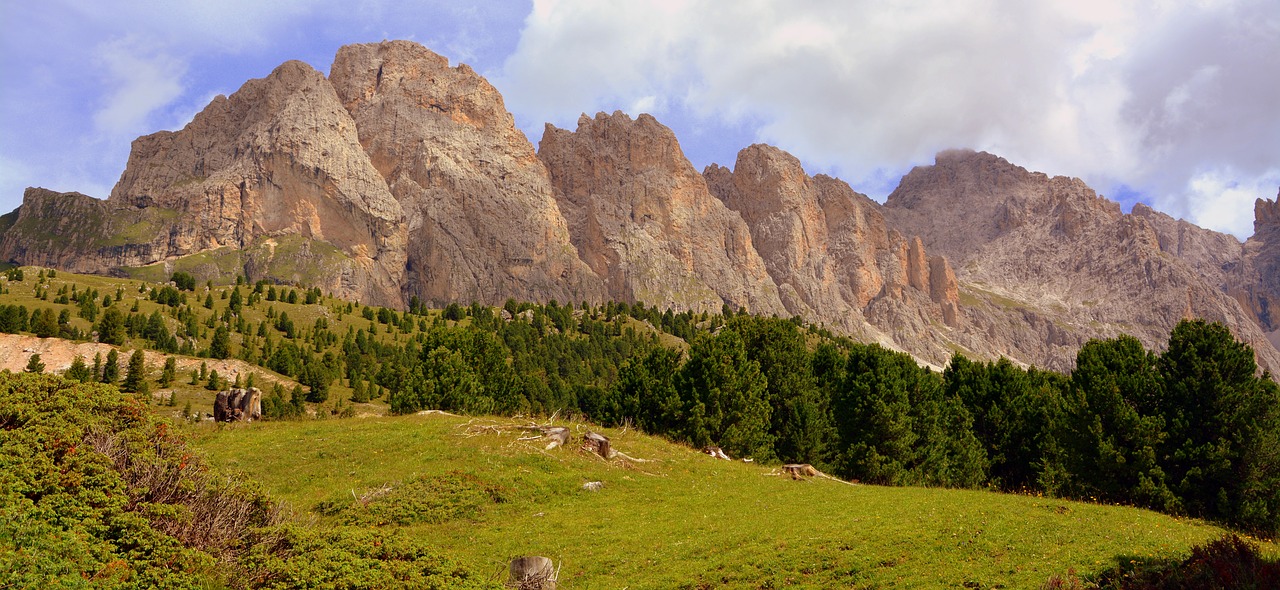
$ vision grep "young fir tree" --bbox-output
[121,350,147,393]
[66,355,92,382]
[101,350,120,384]
[159,357,177,387]
[24,353,44,373]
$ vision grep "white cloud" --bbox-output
[1169,168,1280,239]
[92,39,187,136]
[501,0,1280,238]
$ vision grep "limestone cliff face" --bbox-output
[120,60,407,305]
[704,144,961,362]
[1241,195,1280,349]
[538,112,783,315]
[2,61,410,305]
[882,150,1280,373]
[328,41,603,307]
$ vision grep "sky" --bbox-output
[1,1,1277,240]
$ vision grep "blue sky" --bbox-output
[2,1,1277,239]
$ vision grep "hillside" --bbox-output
[192,412,1267,588]
[3,266,1280,587]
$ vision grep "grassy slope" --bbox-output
[7,267,1276,587]
[193,413,1267,589]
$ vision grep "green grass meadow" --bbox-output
[193,413,1262,589]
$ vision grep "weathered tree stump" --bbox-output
[213,387,262,422]
[507,555,556,589]
[583,431,611,459]
[543,427,570,449]
[782,464,819,479]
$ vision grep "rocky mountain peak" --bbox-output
[330,41,511,136]
[707,142,963,361]
[883,150,1280,373]
[539,111,784,314]
[329,41,604,306]
[1256,194,1280,237]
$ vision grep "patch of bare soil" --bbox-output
[0,334,293,390]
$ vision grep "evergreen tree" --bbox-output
[206,369,221,391]
[676,329,775,460]
[121,349,147,393]
[391,346,480,414]
[31,307,58,338]
[210,326,231,359]
[159,357,177,387]
[101,350,120,384]
[66,355,92,382]
[229,286,243,313]
[1155,319,1280,533]
[96,307,127,345]
[24,353,44,373]
[1062,336,1172,508]
[300,362,330,403]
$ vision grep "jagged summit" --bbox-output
[539,110,785,315]
[2,40,1277,373]
[883,151,1280,373]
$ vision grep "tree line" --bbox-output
[2,268,1275,534]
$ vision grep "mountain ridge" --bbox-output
[2,40,1276,374]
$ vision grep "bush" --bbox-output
[0,372,495,588]
[241,525,497,589]
[1079,534,1280,589]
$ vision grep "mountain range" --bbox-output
[2,40,1276,375]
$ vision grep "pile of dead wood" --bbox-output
[213,387,262,422]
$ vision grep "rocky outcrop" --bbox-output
[538,112,783,314]
[882,150,1280,373]
[328,41,602,306]
[1240,195,1280,349]
[704,144,961,361]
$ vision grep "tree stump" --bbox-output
[507,555,556,589]
[583,431,611,459]
[782,464,819,479]
[543,427,569,449]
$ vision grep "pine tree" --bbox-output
[206,369,221,391]
[96,307,127,345]
[101,350,120,384]
[24,353,44,373]
[210,326,231,359]
[159,357,177,387]
[66,355,92,382]
[121,349,147,393]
